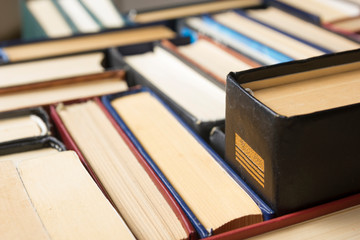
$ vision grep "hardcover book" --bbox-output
[102,88,273,238]
[225,48,360,215]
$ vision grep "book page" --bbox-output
[0,77,127,112]
[18,151,136,240]
[247,205,360,239]
[250,68,360,116]
[27,0,72,38]
[58,0,100,33]
[0,115,45,143]
[177,39,253,84]
[213,11,325,60]
[81,0,124,28]
[278,0,355,22]
[0,160,49,240]
[247,7,360,52]
[4,25,175,62]
[111,91,262,234]
[124,46,225,122]
[0,53,104,88]
[133,0,261,23]
[57,101,188,240]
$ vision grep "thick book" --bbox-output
[50,98,195,240]
[0,147,136,239]
[20,0,125,39]
[0,107,50,144]
[110,40,226,139]
[102,88,274,238]
[162,36,261,85]
[243,7,360,53]
[0,50,128,112]
[225,48,360,215]
[205,193,360,240]
[0,25,176,63]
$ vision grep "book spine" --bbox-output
[0,48,9,64]
[20,0,48,40]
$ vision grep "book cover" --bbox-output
[102,87,274,238]
[225,48,360,215]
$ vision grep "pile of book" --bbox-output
[0,0,359,239]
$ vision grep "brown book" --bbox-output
[2,25,175,62]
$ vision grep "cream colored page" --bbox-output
[278,0,353,22]
[333,18,360,32]
[4,26,176,62]
[134,0,261,23]
[81,0,124,28]
[253,69,360,116]
[0,161,50,240]
[213,12,325,60]
[248,205,360,240]
[27,0,72,37]
[0,116,42,142]
[58,0,100,33]
[57,101,187,240]
[111,92,262,233]
[0,78,127,112]
[18,151,136,240]
[124,47,225,122]
[0,148,58,164]
[178,39,252,80]
[0,53,104,88]
[247,8,360,52]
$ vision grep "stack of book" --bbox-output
[0,0,359,239]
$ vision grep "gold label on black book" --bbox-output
[235,133,265,187]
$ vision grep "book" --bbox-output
[245,7,360,53]
[0,52,104,89]
[0,149,136,240]
[182,16,291,65]
[102,88,274,238]
[225,48,360,215]
[205,193,360,240]
[273,0,360,23]
[24,0,73,39]
[0,107,49,144]
[0,25,176,63]
[245,204,360,239]
[57,0,101,34]
[118,42,226,138]
[122,0,262,24]
[21,0,125,39]
[79,0,125,28]
[52,99,193,240]
[210,11,326,60]
[0,70,128,113]
[162,36,260,85]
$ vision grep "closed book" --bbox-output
[50,98,195,240]
[102,88,274,238]
[225,48,360,215]
[110,40,226,139]
[0,107,50,144]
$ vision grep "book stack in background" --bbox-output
[0,0,360,239]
